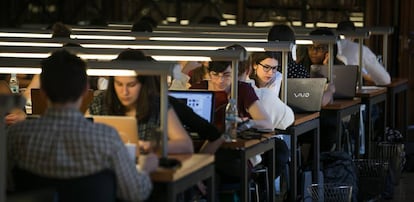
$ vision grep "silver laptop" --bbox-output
[310,65,358,99]
[287,78,327,112]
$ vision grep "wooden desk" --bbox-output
[218,134,275,202]
[321,99,361,157]
[356,87,387,158]
[275,112,320,201]
[379,78,408,137]
[147,154,215,202]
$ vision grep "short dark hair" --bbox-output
[131,20,153,32]
[208,61,232,73]
[267,24,296,42]
[337,21,356,32]
[51,22,71,38]
[40,49,87,103]
[309,27,335,36]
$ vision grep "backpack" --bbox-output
[320,151,358,202]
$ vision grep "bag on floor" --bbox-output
[320,151,358,202]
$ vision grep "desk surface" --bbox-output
[322,99,361,110]
[293,112,320,126]
[379,78,408,88]
[149,154,214,182]
[356,86,387,97]
[220,133,273,149]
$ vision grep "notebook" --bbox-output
[286,78,327,112]
[310,65,358,99]
[31,88,94,115]
[90,115,139,144]
[168,90,215,123]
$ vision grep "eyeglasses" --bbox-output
[308,46,328,52]
[258,63,280,72]
[210,71,232,80]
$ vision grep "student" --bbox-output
[88,50,194,154]
[246,51,294,130]
[190,60,273,131]
[7,50,159,201]
[336,20,391,85]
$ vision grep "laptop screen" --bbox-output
[168,90,215,123]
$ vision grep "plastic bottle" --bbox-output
[9,73,19,93]
[224,98,238,142]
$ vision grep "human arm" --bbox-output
[246,100,273,130]
[111,137,156,201]
[166,108,194,154]
[321,82,335,106]
[22,74,40,101]
[362,47,391,85]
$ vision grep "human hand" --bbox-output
[139,153,159,173]
[323,52,329,65]
[5,109,26,125]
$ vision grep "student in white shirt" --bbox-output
[336,21,391,85]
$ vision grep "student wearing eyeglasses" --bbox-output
[248,51,283,96]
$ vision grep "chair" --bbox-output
[11,168,116,202]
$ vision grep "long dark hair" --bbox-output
[248,51,281,87]
[104,49,160,121]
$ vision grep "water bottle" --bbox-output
[9,73,19,93]
[224,98,238,142]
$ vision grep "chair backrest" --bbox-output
[12,168,116,202]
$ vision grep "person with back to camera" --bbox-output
[7,50,159,201]
[336,20,391,85]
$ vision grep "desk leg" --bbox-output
[205,166,215,202]
[313,119,320,183]
[290,134,298,201]
[167,183,176,202]
[241,151,248,202]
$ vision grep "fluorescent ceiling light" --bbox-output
[354,22,364,27]
[87,69,137,76]
[180,20,189,25]
[349,17,363,22]
[316,22,337,28]
[72,28,130,32]
[151,56,211,61]
[292,21,302,27]
[107,24,131,28]
[70,35,135,40]
[0,53,50,58]
[167,17,177,22]
[149,37,266,42]
[222,13,236,19]
[305,23,315,28]
[226,20,236,25]
[82,44,220,50]
[0,41,62,47]
[77,54,117,60]
[252,22,274,27]
[0,32,51,38]
[0,67,41,74]
[295,40,313,45]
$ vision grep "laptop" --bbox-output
[286,78,327,112]
[168,90,215,123]
[90,115,139,144]
[310,65,358,99]
[31,88,94,115]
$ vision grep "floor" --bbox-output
[390,171,414,201]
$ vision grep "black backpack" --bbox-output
[320,151,358,202]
